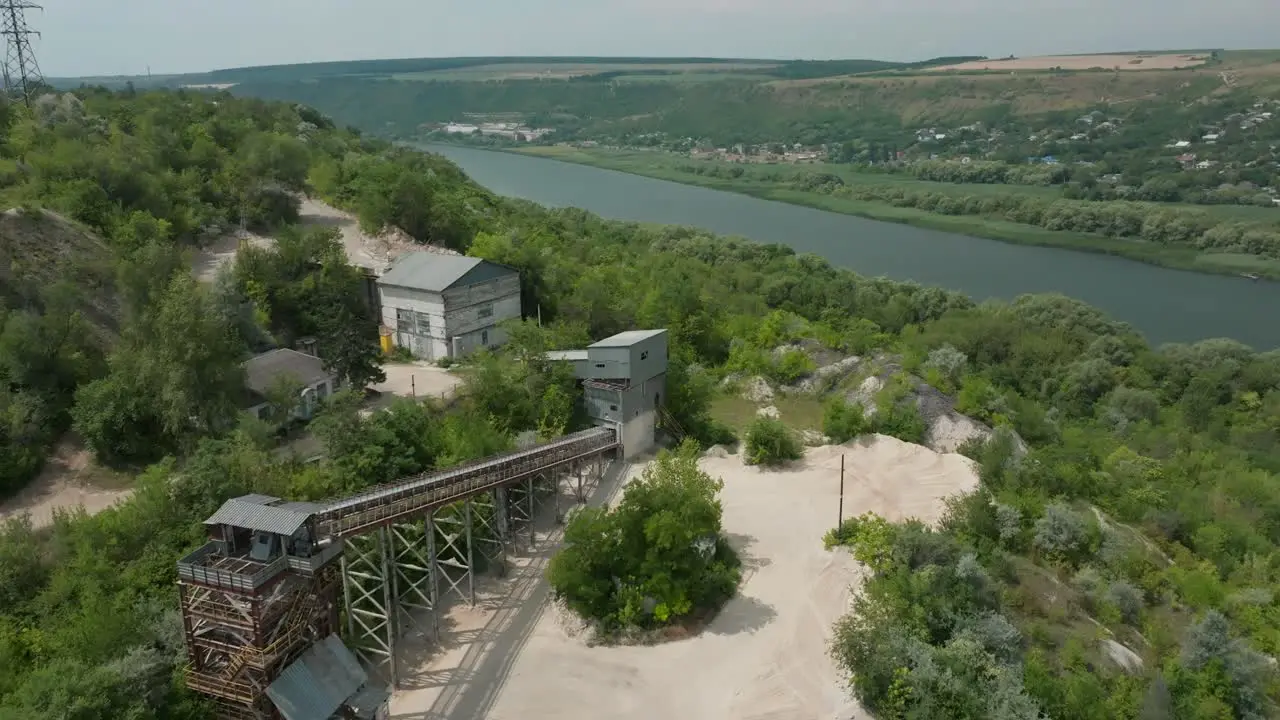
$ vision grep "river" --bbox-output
[427,144,1280,349]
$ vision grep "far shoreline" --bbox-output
[426,140,1280,282]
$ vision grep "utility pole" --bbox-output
[0,0,44,108]
[838,454,845,527]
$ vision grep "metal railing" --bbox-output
[177,544,289,593]
[316,426,618,537]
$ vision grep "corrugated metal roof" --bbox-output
[243,349,332,397]
[267,635,368,720]
[236,493,282,506]
[545,349,588,361]
[275,501,324,514]
[203,498,314,536]
[589,329,666,348]
[377,252,515,292]
[378,252,479,292]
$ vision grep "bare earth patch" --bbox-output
[388,435,979,719]
[0,434,133,528]
[188,197,430,283]
[931,53,1209,72]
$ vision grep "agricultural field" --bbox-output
[929,52,1211,72]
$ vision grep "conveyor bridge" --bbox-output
[316,426,619,538]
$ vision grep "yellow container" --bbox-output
[379,330,393,355]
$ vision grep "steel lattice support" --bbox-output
[341,529,397,676]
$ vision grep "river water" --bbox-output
[427,144,1280,349]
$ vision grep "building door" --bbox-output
[413,334,433,360]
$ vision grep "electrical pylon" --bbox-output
[1,0,44,107]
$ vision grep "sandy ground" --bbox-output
[370,362,464,408]
[0,434,133,529]
[932,53,1209,72]
[388,434,979,720]
[189,197,420,282]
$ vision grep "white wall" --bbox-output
[621,410,656,460]
[380,273,522,360]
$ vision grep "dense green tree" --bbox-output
[547,441,741,632]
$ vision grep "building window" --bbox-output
[595,363,606,368]
[482,330,489,346]
[609,404,618,411]
[478,305,494,319]
[641,351,648,360]
[396,308,413,329]
[414,311,431,335]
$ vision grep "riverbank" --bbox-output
[499,144,1280,280]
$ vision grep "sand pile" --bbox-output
[391,435,979,720]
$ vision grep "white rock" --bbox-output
[756,405,780,419]
[742,376,775,403]
[1101,639,1144,674]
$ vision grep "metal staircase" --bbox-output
[657,405,686,442]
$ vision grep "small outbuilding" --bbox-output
[243,348,339,422]
[547,329,668,459]
[376,252,522,361]
[266,634,390,720]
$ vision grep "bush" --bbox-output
[744,415,803,466]
[822,396,868,443]
[546,441,741,633]
[874,400,928,444]
[1033,503,1092,564]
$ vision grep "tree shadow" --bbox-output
[705,594,778,637]
[724,532,772,574]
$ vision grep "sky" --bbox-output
[34,0,1280,78]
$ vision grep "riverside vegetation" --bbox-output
[0,88,1279,719]
[219,51,1280,276]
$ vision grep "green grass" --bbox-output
[509,145,1280,279]
[709,393,825,434]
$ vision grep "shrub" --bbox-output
[1106,580,1144,624]
[822,396,867,443]
[744,415,803,466]
[1033,503,1091,564]
[874,400,928,444]
[546,441,741,633]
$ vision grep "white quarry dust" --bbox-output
[388,434,979,720]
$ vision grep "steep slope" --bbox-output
[0,208,121,343]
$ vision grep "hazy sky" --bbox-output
[36,0,1280,78]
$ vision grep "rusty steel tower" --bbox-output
[0,0,43,106]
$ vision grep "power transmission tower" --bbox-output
[0,0,44,107]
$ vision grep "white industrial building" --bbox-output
[376,252,522,361]
[547,329,668,459]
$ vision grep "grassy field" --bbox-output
[709,394,826,435]
[509,145,1280,278]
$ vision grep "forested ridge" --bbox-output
[1,87,1279,719]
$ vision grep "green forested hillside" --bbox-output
[1,88,1279,719]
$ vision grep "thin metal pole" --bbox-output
[838,454,845,527]
[411,375,416,399]
[465,499,476,606]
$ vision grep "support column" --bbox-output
[426,511,439,639]
[465,498,476,606]
[379,525,399,688]
[525,476,536,548]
